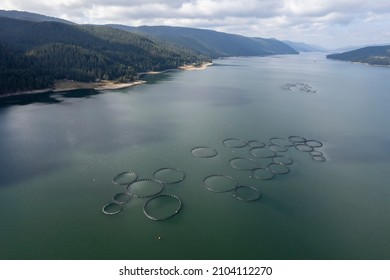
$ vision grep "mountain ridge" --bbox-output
[107,24,298,58]
[326,45,390,66]
[0,9,74,24]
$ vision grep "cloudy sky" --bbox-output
[1,0,390,49]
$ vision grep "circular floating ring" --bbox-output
[191,146,218,158]
[273,155,294,165]
[223,138,248,148]
[143,194,183,221]
[249,147,276,158]
[153,167,185,184]
[288,136,306,143]
[305,140,323,148]
[247,140,266,148]
[312,155,326,162]
[112,170,138,185]
[102,202,123,215]
[268,144,288,153]
[269,137,295,147]
[233,186,262,202]
[267,163,290,175]
[251,168,275,181]
[229,157,260,170]
[126,179,164,198]
[310,150,323,157]
[203,175,238,193]
[113,192,132,204]
[295,143,314,152]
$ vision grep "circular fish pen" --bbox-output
[247,140,266,148]
[223,138,248,148]
[102,202,123,215]
[233,186,262,202]
[126,179,164,198]
[113,192,132,204]
[267,163,290,175]
[229,157,260,170]
[153,167,185,184]
[191,146,218,158]
[143,194,183,221]
[273,155,294,165]
[112,170,138,185]
[249,147,276,158]
[310,150,324,157]
[295,144,314,152]
[312,155,326,162]
[305,140,323,148]
[203,175,238,193]
[268,144,288,153]
[269,137,295,147]
[251,168,275,181]
[288,136,306,144]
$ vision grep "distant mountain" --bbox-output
[108,25,298,58]
[0,9,74,24]
[0,17,207,94]
[326,45,390,66]
[283,40,326,52]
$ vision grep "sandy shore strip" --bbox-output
[53,79,146,92]
[0,79,146,99]
[178,62,213,71]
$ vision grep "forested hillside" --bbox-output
[0,17,208,95]
[327,45,390,65]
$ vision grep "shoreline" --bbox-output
[0,61,212,99]
[178,62,213,71]
[0,80,146,99]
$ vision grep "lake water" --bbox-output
[1,54,390,259]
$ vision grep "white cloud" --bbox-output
[1,0,390,49]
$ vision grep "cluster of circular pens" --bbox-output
[191,136,326,201]
[102,167,185,221]
[101,136,325,220]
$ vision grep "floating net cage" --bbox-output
[229,157,261,170]
[247,140,266,148]
[251,167,275,181]
[112,170,138,185]
[127,179,164,198]
[267,163,290,175]
[312,155,326,162]
[295,143,314,152]
[268,144,288,153]
[310,150,323,157]
[191,146,218,158]
[233,186,262,202]
[273,155,294,165]
[203,174,238,193]
[143,194,183,221]
[288,136,306,144]
[249,147,276,158]
[113,192,132,204]
[223,138,248,148]
[305,140,323,148]
[269,137,295,147]
[153,167,185,184]
[102,202,123,215]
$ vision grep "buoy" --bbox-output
[158,236,162,240]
